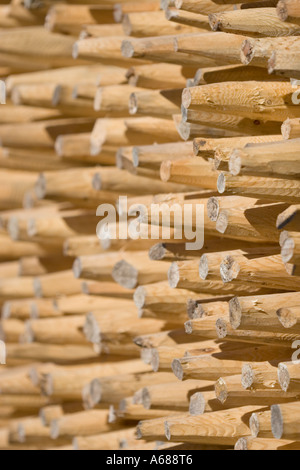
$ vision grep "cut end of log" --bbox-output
[241,39,255,65]
[55,136,63,157]
[168,262,180,288]
[271,404,284,439]
[278,362,290,392]
[72,438,79,451]
[133,286,146,309]
[90,378,102,406]
[33,278,43,298]
[207,197,219,222]
[1,302,10,319]
[92,172,102,191]
[176,120,191,141]
[30,302,39,319]
[94,88,102,112]
[72,258,82,279]
[181,105,188,123]
[136,422,143,440]
[279,230,289,248]
[40,373,53,396]
[184,320,193,335]
[116,148,124,169]
[220,255,240,284]
[281,118,291,140]
[160,160,172,183]
[149,243,166,261]
[182,88,192,109]
[72,42,79,59]
[229,150,242,176]
[241,363,254,389]
[164,421,171,441]
[268,51,277,75]
[229,297,242,330]
[199,254,209,280]
[209,13,220,32]
[35,173,46,200]
[142,387,151,410]
[277,307,297,329]
[249,412,260,438]
[281,237,295,264]
[277,0,288,21]
[189,392,206,415]
[52,85,61,107]
[175,0,183,9]
[82,383,94,410]
[24,321,34,343]
[50,420,60,440]
[215,377,228,404]
[18,424,26,444]
[112,260,139,289]
[83,312,101,344]
[114,4,123,23]
[172,358,184,381]
[217,173,226,194]
[132,147,139,167]
[187,299,198,319]
[216,211,228,235]
[7,217,19,241]
[129,93,138,115]
[216,317,227,339]
[121,40,135,59]
[234,438,248,451]
[173,37,179,53]
[165,8,177,21]
[11,87,21,106]
[151,348,160,372]
[108,405,117,424]
[122,14,132,36]
[27,218,37,238]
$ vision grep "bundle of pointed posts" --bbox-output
[0,0,300,451]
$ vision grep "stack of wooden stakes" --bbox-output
[0,0,300,451]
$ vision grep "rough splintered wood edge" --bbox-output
[240,39,255,66]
